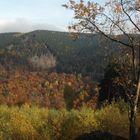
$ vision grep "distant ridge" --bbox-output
[0,30,137,81]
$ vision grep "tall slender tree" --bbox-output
[63,0,140,139]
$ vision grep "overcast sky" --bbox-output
[0,0,102,33]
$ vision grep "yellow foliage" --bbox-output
[0,102,139,140]
[96,102,129,139]
[61,107,99,140]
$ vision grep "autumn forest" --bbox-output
[0,0,140,140]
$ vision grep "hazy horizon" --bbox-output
[0,0,102,33]
[0,0,74,33]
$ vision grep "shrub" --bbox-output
[0,105,50,140]
[10,110,36,140]
[0,105,12,140]
[47,109,68,140]
[61,106,99,140]
[20,106,50,139]
[0,102,138,140]
[96,101,129,139]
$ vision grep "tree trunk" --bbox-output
[129,105,137,140]
[129,78,140,140]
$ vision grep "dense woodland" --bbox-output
[0,30,123,80]
[0,30,139,140]
[0,30,129,107]
[0,0,140,139]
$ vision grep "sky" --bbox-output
[0,0,103,33]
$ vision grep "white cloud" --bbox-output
[0,18,66,33]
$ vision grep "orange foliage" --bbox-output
[0,70,98,109]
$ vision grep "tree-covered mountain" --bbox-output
[0,30,124,81]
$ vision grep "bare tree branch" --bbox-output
[121,0,140,32]
[84,17,133,48]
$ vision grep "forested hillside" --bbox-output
[0,30,123,81]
